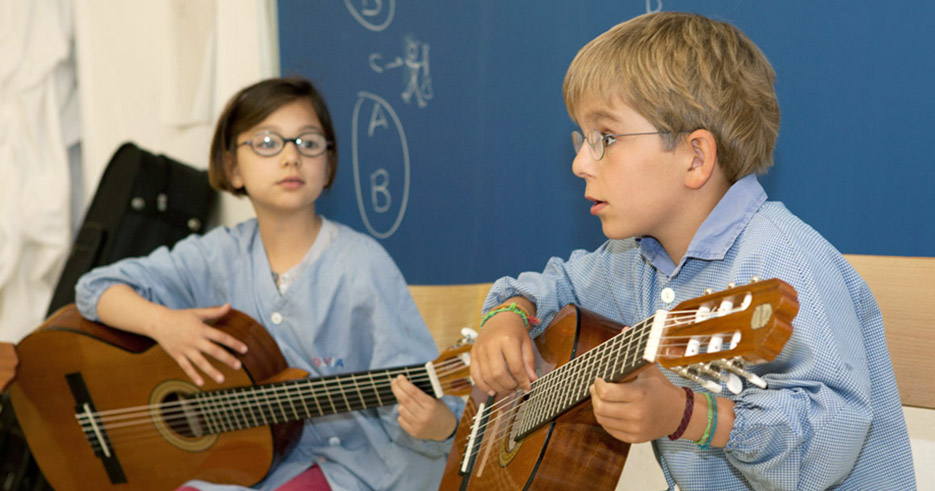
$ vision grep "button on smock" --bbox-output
[271,312,283,325]
[661,287,675,304]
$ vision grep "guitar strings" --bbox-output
[76,357,471,451]
[81,357,466,430]
[460,307,742,458]
[81,364,469,450]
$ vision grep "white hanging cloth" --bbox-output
[0,0,78,343]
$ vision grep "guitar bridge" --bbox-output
[67,372,127,485]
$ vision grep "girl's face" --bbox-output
[230,100,330,219]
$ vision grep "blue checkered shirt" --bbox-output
[485,174,915,490]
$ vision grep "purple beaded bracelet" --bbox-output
[668,387,694,441]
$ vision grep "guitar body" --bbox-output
[440,305,631,491]
[8,304,301,491]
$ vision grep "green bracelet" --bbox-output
[480,302,540,328]
[695,392,718,449]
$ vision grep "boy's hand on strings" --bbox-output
[589,364,685,443]
[391,375,457,441]
[470,313,537,396]
[149,304,248,387]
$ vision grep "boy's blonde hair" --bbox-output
[563,12,780,182]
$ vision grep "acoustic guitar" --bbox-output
[439,278,799,490]
[8,304,473,491]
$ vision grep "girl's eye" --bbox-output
[256,137,279,149]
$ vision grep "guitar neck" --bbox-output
[515,312,661,438]
[190,363,433,435]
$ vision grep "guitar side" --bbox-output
[8,304,300,491]
[439,305,631,491]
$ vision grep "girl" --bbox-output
[75,77,462,490]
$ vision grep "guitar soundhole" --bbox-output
[498,394,526,466]
[149,380,219,452]
[160,392,198,438]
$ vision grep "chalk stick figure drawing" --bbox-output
[368,35,433,108]
[344,0,395,32]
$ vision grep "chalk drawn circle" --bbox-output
[343,0,395,32]
[351,92,410,239]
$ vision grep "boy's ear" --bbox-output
[684,129,718,190]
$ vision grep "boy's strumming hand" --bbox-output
[589,364,685,443]
[470,313,538,396]
[391,375,457,441]
[148,304,248,387]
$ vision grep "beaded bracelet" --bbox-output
[668,387,694,441]
[480,302,541,328]
[695,393,718,449]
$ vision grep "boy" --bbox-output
[470,12,915,490]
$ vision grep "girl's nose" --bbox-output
[279,141,301,167]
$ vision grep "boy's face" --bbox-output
[571,95,691,242]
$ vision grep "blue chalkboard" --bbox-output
[278,1,935,284]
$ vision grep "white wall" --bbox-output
[73,0,274,228]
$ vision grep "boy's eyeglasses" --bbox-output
[238,130,333,158]
[572,129,664,160]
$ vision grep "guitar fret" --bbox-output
[255,386,271,425]
[238,388,258,429]
[216,392,233,432]
[335,377,352,412]
[229,388,247,430]
[307,379,325,417]
[368,371,384,406]
[322,378,340,414]
[350,373,367,410]
[196,393,218,434]
[283,382,300,421]
[295,380,312,419]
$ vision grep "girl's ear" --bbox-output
[225,153,244,190]
[684,129,718,190]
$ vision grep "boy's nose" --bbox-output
[572,145,595,179]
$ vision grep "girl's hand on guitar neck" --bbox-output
[390,375,458,441]
[147,304,249,387]
[471,298,539,396]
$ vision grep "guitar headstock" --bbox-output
[654,277,798,393]
[430,330,476,398]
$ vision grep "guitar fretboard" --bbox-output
[188,364,433,435]
[515,314,657,438]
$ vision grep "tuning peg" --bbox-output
[726,281,736,289]
[707,360,745,394]
[459,327,478,344]
[750,275,761,283]
[719,357,767,389]
[673,366,722,393]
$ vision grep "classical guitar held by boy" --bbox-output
[8,305,473,491]
[439,278,799,491]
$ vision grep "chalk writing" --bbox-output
[351,92,410,239]
[344,0,395,32]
